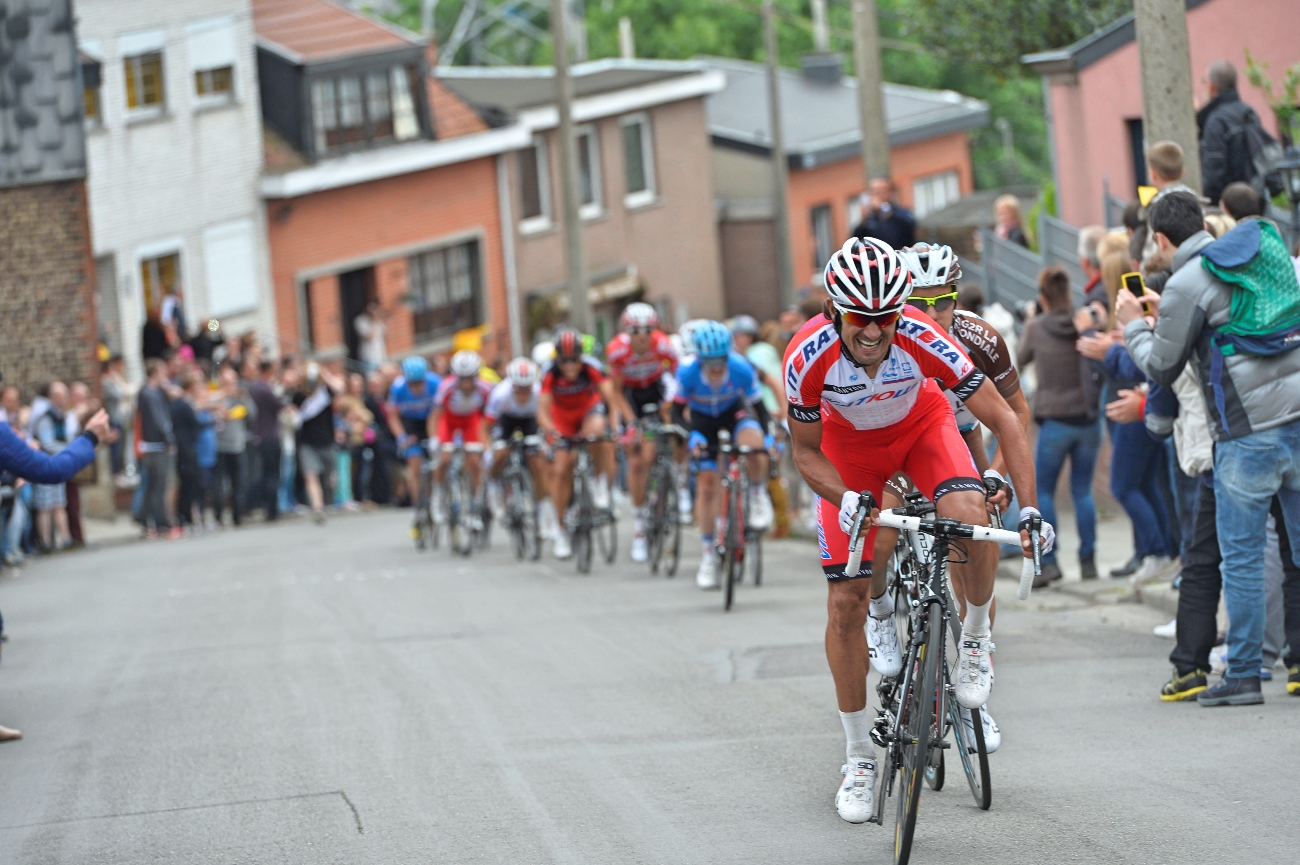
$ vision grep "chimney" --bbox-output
[800,52,843,85]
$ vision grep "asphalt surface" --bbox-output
[0,509,1296,864]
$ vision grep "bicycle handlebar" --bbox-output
[845,505,1042,599]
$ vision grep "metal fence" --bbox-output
[962,213,1087,313]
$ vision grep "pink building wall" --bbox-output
[1048,0,1299,227]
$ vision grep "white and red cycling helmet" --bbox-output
[506,357,539,388]
[620,302,659,331]
[823,237,912,314]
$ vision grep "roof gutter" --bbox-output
[514,70,727,132]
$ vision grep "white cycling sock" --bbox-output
[701,534,714,555]
[868,591,895,619]
[963,599,992,636]
[633,506,647,533]
[840,708,874,761]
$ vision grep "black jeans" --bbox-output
[1171,476,1300,674]
[215,452,244,526]
[176,454,204,527]
[255,440,282,519]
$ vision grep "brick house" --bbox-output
[438,60,728,344]
[704,56,988,321]
[78,0,276,381]
[1023,0,1299,227]
[0,0,98,397]
[254,0,530,367]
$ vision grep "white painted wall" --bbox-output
[79,0,274,381]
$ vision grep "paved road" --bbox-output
[0,510,1294,864]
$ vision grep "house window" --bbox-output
[408,241,482,343]
[847,194,865,234]
[124,51,165,113]
[83,69,102,125]
[577,127,602,218]
[311,65,420,153]
[811,204,834,271]
[140,251,181,315]
[187,17,237,106]
[518,139,551,230]
[621,113,656,207]
[911,170,960,219]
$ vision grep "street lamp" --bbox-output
[1278,145,1300,251]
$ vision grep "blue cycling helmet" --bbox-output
[692,320,733,359]
[401,355,429,382]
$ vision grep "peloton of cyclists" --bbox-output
[782,236,1052,824]
[605,303,680,562]
[671,320,776,589]
[485,357,553,534]
[429,350,495,525]
[385,356,442,531]
[537,329,633,560]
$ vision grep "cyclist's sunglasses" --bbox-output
[834,305,900,329]
[556,355,582,364]
[906,289,959,314]
[626,325,654,334]
[701,357,729,371]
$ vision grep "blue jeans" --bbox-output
[1035,419,1101,563]
[279,447,297,513]
[1110,420,1174,560]
[1214,419,1300,680]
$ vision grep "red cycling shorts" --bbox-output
[551,397,605,439]
[815,380,981,580]
[437,411,484,445]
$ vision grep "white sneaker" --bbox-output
[747,487,774,531]
[631,532,649,563]
[955,632,995,709]
[836,758,876,823]
[1210,643,1228,674]
[866,614,902,677]
[592,477,611,511]
[1153,618,1177,639]
[678,487,694,524]
[696,551,719,589]
[553,531,573,560]
[1130,555,1177,585]
[960,704,1000,753]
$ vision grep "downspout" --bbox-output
[1042,76,1059,216]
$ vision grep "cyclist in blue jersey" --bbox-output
[386,356,442,523]
[671,320,775,589]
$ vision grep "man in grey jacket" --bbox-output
[1120,191,1300,706]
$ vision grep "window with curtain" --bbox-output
[311,65,421,154]
[911,171,960,219]
[124,52,164,112]
[408,241,482,343]
[621,114,656,206]
[518,139,550,225]
[578,128,602,217]
[811,204,834,271]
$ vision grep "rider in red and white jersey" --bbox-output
[430,350,494,520]
[784,237,1052,824]
[605,303,679,562]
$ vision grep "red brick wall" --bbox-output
[307,274,342,350]
[266,155,510,362]
[0,179,99,397]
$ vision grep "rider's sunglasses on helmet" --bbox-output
[906,289,959,314]
[835,304,900,329]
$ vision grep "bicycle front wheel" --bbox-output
[663,484,681,577]
[894,606,941,865]
[723,489,741,611]
[949,692,992,810]
[450,475,474,556]
[597,509,617,565]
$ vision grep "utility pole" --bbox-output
[810,0,830,52]
[550,0,591,330]
[1133,0,1201,191]
[762,0,794,307]
[851,0,890,185]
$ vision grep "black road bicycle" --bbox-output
[560,435,618,574]
[499,431,542,561]
[843,492,1041,865]
[643,420,686,576]
[712,429,763,612]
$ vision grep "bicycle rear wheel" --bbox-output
[507,476,526,561]
[748,532,762,586]
[450,475,474,557]
[647,485,665,573]
[663,484,681,577]
[723,489,741,611]
[574,528,592,573]
[894,606,940,865]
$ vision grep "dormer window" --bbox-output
[310,65,421,154]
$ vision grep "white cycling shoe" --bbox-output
[630,532,649,563]
[678,488,694,524]
[960,704,1001,754]
[696,552,719,589]
[866,614,902,677]
[748,488,774,531]
[836,758,876,823]
[553,531,573,560]
[592,477,612,511]
[955,632,995,709]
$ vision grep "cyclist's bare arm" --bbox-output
[536,393,556,435]
[599,378,634,428]
[961,426,991,475]
[385,403,406,443]
[426,406,442,441]
[989,389,1030,476]
[962,381,1038,554]
[789,414,849,504]
[607,372,637,426]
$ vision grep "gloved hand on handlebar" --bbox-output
[838,490,862,535]
[982,468,1012,511]
[1018,505,1056,556]
[687,430,708,454]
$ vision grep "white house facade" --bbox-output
[79,0,274,380]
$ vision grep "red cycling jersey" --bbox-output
[541,357,606,437]
[605,330,678,389]
[434,376,494,416]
